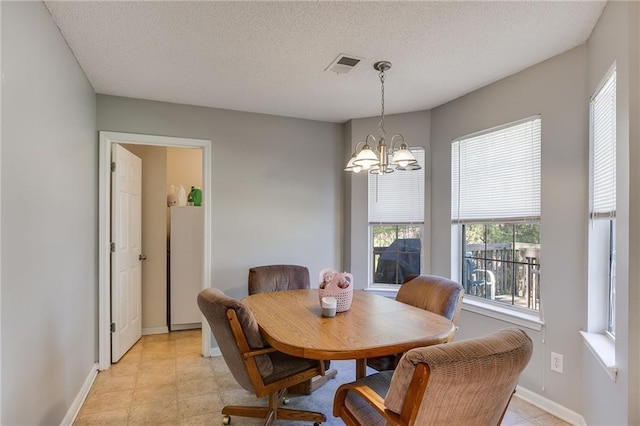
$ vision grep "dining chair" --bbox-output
[333,328,533,426]
[366,274,464,372]
[197,288,326,425]
[248,264,338,394]
[248,264,311,294]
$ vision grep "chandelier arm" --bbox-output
[353,140,367,153]
[389,134,406,151]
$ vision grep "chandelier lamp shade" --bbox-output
[344,61,420,174]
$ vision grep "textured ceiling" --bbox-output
[44,1,606,123]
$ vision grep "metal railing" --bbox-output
[464,243,540,310]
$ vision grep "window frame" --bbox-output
[582,65,617,382]
[367,148,425,290]
[450,116,542,323]
[587,66,617,339]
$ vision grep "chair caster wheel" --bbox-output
[283,397,290,405]
[222,414,231,424]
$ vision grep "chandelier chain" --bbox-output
[379,69,386,137]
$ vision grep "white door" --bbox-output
[111,144,142,362]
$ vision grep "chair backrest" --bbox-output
[385,328,533,425]
[396,275,464,325]
[248,264,310,295]
[196,288,274,393]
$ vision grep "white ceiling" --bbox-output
[44,1,606,123]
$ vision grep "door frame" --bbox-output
[98,131,212,370]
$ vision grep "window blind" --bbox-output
[591,70,616,218]
[451,117,541,223]
[368,148,425,223]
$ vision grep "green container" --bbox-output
[189,186,202,206]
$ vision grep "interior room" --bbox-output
[2,1,639,425]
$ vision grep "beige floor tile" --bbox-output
[78,389,134,417]
[116,349,142,365]
[178,393,224,419]
[143,333,175,344]
[177,365,215,384]
[136,370,177,387]
[177,356,211,371]
[209,356,229,374]
[90,374,136,394]
[176,352,205,363]
[178,413,221,426]
[74,330,571,426]
[139,358,176,373]
[178,377,217,400]
[510,396,549,418]
[96,362,140,379]
[219,388,266,407]
[143,340,176,351]
[512,413,572,426]
[128,400,178,424]
[132,383,177,405]
[73,408,129,426]
[173,330,201,340]
[213,370,244,391]
[141,350,177,362]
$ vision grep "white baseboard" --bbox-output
[60,363,98,426]
[171,323,201,331]
[142,326,169,335]
[515,385,586,426]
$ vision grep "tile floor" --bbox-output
[74,330,571,425]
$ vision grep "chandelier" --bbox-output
[344,61,420,174]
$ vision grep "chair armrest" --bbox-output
[243,346,277,359]
[333,382,404,426]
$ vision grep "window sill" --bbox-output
[364,286,399,299]
[580,331,617,382]
[461,298,544,331]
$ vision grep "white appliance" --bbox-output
[169,206,203,330]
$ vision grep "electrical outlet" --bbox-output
[551,352,563,373]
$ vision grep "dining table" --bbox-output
[243,288,455,379]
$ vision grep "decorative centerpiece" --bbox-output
[318,268,354,312]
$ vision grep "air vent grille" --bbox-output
[326,54,364,74]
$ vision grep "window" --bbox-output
[369,148,425,286]
[452,117,541,311]
[589,68,616,337]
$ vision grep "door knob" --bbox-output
[139,254,147,261]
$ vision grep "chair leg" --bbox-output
[221,388,327,425]
[309,368,338,393]
[287,369,338,395]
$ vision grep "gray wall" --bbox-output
[1,2,98,424]
[583,2,639,424]
[430,1,640,422]
[97,96,343,299]
[431,44,588,411]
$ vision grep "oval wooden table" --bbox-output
[243,289,455,379]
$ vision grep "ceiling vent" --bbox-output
[325,54,364,74]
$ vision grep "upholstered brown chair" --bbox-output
[334,328,533,426]
[367,274,464,371]
[197,288,326,425]
[248,264,338,394]
[248,264,311,295]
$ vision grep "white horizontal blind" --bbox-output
[591,70,616,218]
[369,148,425,223]
[452,117,541,223]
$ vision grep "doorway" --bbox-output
[98,131,212,371]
